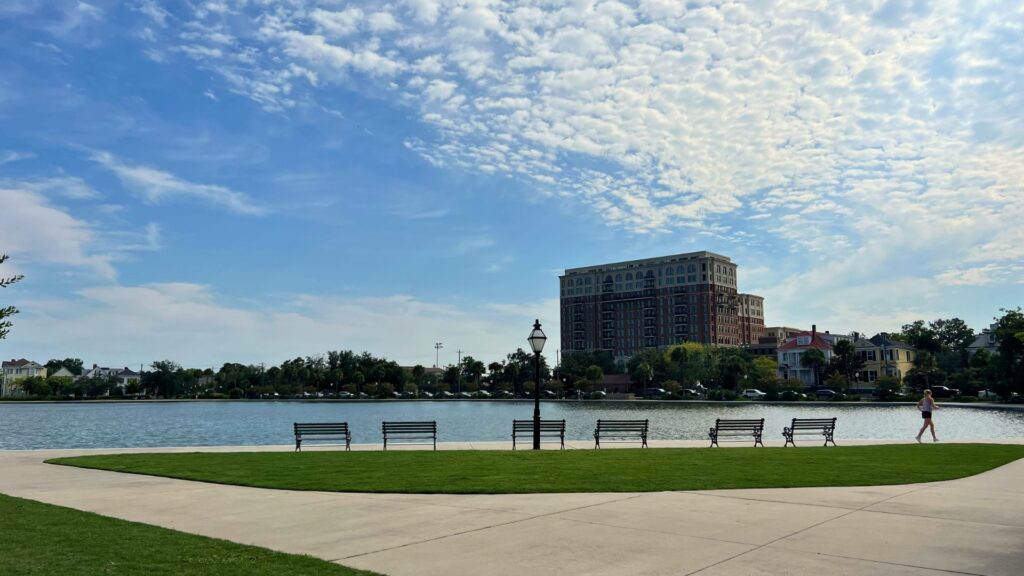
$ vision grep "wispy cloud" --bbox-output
[92,151,267,215]
[2,175,99,199]
[454,235,494,254]
[0,150,35,165]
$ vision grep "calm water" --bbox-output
[1,400,1023,450]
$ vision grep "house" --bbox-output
[81,364,142,388]
[777,326,834,387]
[49,366,76,379]
[967,325,1000,356]
[853,333,916,388]
[1,359,48,397]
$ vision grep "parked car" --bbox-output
[977,389,998,400]
[390,391,402,399]
[586,390,607,400]
[541,390,558,399]
[437,391,453,399]
[929,386,960,398]
[456,391,472,399]
[644,388,667,398]
[681,388,701,397]
[742,389,766,400]
[474,390,491,398]
[815,389,836,399]
[493,390,513,399]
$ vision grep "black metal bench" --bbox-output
[382,420,437,450]
[594,419,649,448]
[512,419,565,450]
[708,418,764,447]
[783,417,837,447]
[294,422,350,452]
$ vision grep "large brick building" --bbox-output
[559,251,766,363]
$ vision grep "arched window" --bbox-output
[615,273,623,281]
[646,271,654,278]
[676,265,684,274]
[626,273,633,281]
[688,264,696,273]
[585,277,591,285]
[604,275,613,283]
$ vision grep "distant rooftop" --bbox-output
[563,251,733,275]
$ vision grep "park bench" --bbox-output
[512,419,565,450]
[382,420,437,450]
[783,417,837,447]
[594,419,649,448]
[708,418,764,447]
[293,422,351,452]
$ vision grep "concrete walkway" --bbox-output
[2,442,1023,575]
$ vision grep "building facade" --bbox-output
[967,324,1000,356]
[853,333,916,386]
[1,359,47,396]
[777,327,834,387]
[559,251,765,363]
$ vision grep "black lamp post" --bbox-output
[527,319,547,450]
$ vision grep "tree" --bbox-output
[931,318,975,352]
[992,308,1024,398]
[584,364,604,393]
[874,376,903,401]
[801,348,827,388]
[751,357,780,392]
[897,320,942,353]
[0,254,23,340]
[632,361,654,392]
[460,356,485,388]
[411,364,425,386]
[828,340,864,387]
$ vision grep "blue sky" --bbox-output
[1,0,1021,369]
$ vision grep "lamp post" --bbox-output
[527,319,547,450]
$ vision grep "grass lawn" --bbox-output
[49,443,1024,494]
[0,493,381,576]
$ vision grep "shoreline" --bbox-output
[2,397,1022,410]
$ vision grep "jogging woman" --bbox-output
[916,389,938,442]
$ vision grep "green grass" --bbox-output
[49,444,1024,494]
[0,493,381,576]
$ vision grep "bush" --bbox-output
[707,388,739,401]
[228,388,245,399]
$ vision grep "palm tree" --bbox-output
[801,348,827,388]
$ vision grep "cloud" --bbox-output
[92,151,267,215]
[0,187,116,278]
[454,235,494,254]
[2,175,99,199]
[10,284,562,368]
[0,151,35,165]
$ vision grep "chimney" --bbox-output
[811,324,817,340]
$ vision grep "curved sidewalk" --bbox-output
[1,442,1022,576]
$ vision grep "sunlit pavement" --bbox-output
[2,440,1023,575]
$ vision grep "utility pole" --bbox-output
[434,342,443,369]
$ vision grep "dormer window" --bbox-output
[797,336,811,345]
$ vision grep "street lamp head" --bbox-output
[527,319,547,354]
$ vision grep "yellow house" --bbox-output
[853,334,916,388]
[1,358,48,396]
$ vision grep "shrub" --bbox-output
[228,388,245,399]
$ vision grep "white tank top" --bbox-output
[921,397,935,412]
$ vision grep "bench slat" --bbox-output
[512,419,565,450]
[382,421,437,451]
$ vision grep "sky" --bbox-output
[1,0,1021,370]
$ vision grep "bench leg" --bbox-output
[513,436,517,450]
[642,436,648,448]
[594,436,600,449]
[754,434,763,447]
[824,432,835,447]
[295,438,301,452]
[346,436,351,451]
[560,435,564,450]
[784,437,794,447]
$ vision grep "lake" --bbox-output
[2,400,1023,450]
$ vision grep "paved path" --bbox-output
[2,442,1023,575]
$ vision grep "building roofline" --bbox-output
[562,251,734,275]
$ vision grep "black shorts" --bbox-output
[922,411,932,419]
